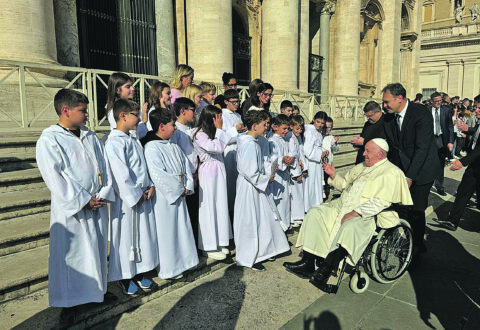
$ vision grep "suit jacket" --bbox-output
[461,123,480,168]
[435,105,454,148]
[383,102,441,185]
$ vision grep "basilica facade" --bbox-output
[419,0,480,99]
[0,0,423,99]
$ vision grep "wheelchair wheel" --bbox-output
[370,219,413,284]
[349,271,369,294]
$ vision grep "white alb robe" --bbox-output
[144,139,199,279]
[322,135,339,164]
[104,130,159,282]
[296,159,413,265]
[234,134,290,268]
[170,121,198,174]
[222,108,243,211]
[193,129,232,251]
[303,124,326,212]
[36,125,114,307]
[287,133,306,221]
[268,134,291,229]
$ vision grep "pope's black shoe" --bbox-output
[283,251,315,279]
[309,262,334,292]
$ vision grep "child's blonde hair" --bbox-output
[199,81,216,94]
[184,84,202,103]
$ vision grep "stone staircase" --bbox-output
[0,123,362,326]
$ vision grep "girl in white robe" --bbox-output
[303,111,329,212]
[192,106,233,257]
[234,111,290,270]
[37,125,114,307]
[144,109,199,279]
[105,126,158,291]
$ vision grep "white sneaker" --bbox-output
[221,247,230,255]
[168,274,183,280]
[203,250,227,260]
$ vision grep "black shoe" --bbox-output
[432,218,457,231]
[309,263,334,292]
[283,251,315,279]
[251,263,266,271]
[436,188,447,196]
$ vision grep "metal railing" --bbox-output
[0,59,377,131]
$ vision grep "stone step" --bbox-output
[0,168,45,192]
[0,187,51,220]
[0,151,38,172]
[0,212,50,257]
[0,245,49,303]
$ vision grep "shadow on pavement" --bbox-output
[154,264,245,329]
[304,310,341,330]
[409,227,480,329]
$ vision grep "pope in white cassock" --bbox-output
[283,138,412,293]
[36,89,114,308]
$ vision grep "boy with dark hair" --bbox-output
[234,110,290,271]
[105,99,158,295]
[144,108,199,279]
[37,89,114,309]
[268,114,294,230]
[280,100,294,117]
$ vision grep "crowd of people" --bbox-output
[36,64,480,316]
[36,66,341,315]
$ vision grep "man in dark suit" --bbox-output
[433,97,480,230]
[430,92,454,196]
[381,83,441,255]
[350,101,386,164]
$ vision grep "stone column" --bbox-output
[318,1,335,95]
[332,0,361,96]
[447,60,464,97]
[462,59,479,99]
[378,0,402,93]
[0,0,57,64]
[261,0,299,90]
[53,0,80,68]
[156,0,176,78]
[298,0,310,91]
[185,0,233,82]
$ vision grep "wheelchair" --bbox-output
[326,219,414,294]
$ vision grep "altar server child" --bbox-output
[280,100,294,118]
[321,116,340,199]
[288,115,307,227]
[106,72,148,139]
[222,88,246,216]
[144,109,199,279]
[170,97,199,244]
[36,89,114,308]
[192,105,233,260]
[303,111,329,212]
[234,110,290,271]
[105,99,158,295]
[268,114,294,230]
